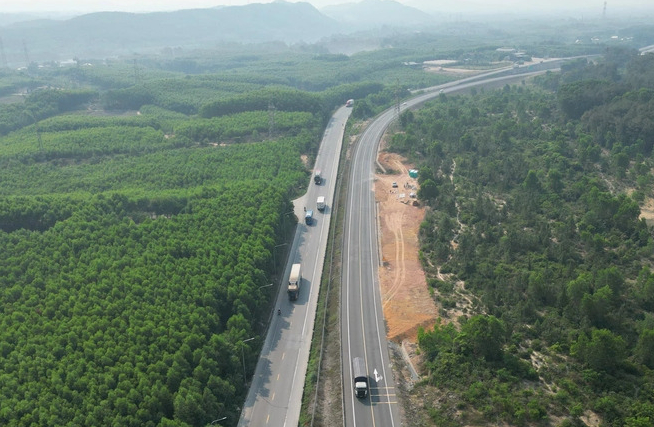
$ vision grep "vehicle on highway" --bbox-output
[305,209,313,225]
[238,99,353,427]
[314,169,322,185]
[288,263,302,301]
[352,357,368,398]
[345,99,354,107]
[316,196,326,212]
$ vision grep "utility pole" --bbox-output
[603,1,607,19]
[240,337,256,386]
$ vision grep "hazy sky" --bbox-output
[1,0,653,14]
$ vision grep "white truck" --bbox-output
[288,263,302,301]
[316,196,326,212]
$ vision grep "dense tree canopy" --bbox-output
[0,183,294,426]
[401,49,654,426]
[0,88,97,135]
[0,60,328,427]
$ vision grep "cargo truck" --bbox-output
[345,99,354,107]
[288,263,301,301]
[352,357,368,398]
[314,170,322,185]
[316,196,326,211]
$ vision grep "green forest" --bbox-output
[389,48,654,426]
[0,29,437,424]
[0,108,310,426]
[1,18,653,427]
[0,50,397,425]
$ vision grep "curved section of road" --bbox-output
[238,58,568,427]
[340,62,567,427]
[238,106,351,427]
[238,50,649,426]
[340,48,654,425]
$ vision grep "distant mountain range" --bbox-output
[0,0,435,66]
[322,0,433,29]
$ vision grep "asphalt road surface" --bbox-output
[341,102,403,427]
[238,105,352,427]
[238,58,567,427]
[339,63,566,427]
[340,50,652,427]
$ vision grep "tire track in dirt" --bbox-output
[382,212,406,306]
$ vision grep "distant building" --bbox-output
[497,47,531,63]
[402,61,422,69]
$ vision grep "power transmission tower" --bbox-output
[23,111,43,150]
[36,126,43,151]
[0,36,7,69]
[22,39,30,67]
[71,57,80,87]
[133,58,140,85]
[394,78,401,119]
[268,99,276,139]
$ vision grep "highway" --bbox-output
[238,106,351,427]
[238,59,564,427]
[340,63,566,427]
[341,102,402,427]
[640,44,654,54]
[236,47,653,425]
[339,47,654,425]
[339,48,654,427]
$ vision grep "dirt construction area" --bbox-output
[375,146,439,347]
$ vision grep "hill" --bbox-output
[0,2,342,66]
[322,0,434,29]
